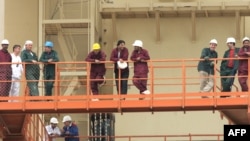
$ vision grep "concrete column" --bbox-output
[0,0,5,40]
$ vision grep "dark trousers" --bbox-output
[238,69,248,91]
[90,72,105,95]
[221,68,236,92]
[44,74,55,96]
[132,74,148,94]
[115,71,129,95]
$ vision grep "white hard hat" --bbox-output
[62,115,72,122]
[242,37,250,42]
[209,39,217,44]
[50,117,59,124]
[25,40,33,45]
[132,40,143,47]
[1,39,9,44]
[226,37,236,43]
[117,61,128,69]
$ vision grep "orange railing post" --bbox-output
[86,62,91,110]
[182,59,186,110]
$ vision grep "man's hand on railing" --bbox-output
[204,56,210,61]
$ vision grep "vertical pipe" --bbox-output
[235,11,240,41]
[105,113,108,141]
[191,11,196,42]
[94,113,97,141]
[99,113,102,141]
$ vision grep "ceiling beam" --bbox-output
[191,11,196,41]
[155,11,161,42]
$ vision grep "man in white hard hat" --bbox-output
[45,117,61,141]
[85,43,106,101]
[238,36,250,92]
[0,39,12,100]
[21,40,40,96]
[9,45,23,102]
[61,115,79,141]
[130,40,150,97]
[110,40,129,96]
[197,39,218,98]
[220,37,239,96]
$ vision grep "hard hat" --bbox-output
[132,40,143,47]
[25,40,33,45]
[45,41,54,48]
[117,61,128,69]
[50,117,59,124]
[1,39,9,44]
[226,37,236,43]
[242,37,250,42]
[92,43,101,50]
[209,39,217,44]
[62,115,72,122]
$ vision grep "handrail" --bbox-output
[22,114,49,141]
[0,58,249,113]
[49,134,223,141]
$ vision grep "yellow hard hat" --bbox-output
[92,43,101,50]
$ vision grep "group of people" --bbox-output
[198,37,250,97]
[0,38,151,101]
[0,39,59,101]
[45,115,79,141]
[2,36,248,100]
[86,39,151,101]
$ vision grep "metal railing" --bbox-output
[0,58,249,111]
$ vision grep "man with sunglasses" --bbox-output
[220,37,239,96]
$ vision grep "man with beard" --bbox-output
[0,39,12,101]
[238,37,250,92]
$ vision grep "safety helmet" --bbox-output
[62,115,72,122]
[1,39,9,45]
[92,43,101,50]
[45,41,54,48]
[25,40,33,45]
[117,61,128,69]
[50,117,59,124]
[226,37,236,43]
[242,37,250,42]
[209,39,217,44]
[132,40,143,47]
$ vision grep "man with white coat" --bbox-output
[9,45,23,102]
[45,117,61,141]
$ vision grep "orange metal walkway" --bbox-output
[0,58,249,124]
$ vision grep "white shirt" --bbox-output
[11,53,23,79]
[45,125,61,141]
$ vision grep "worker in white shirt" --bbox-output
[9,45,23,102]
[45,117,61,141]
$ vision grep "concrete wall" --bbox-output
[4,0,39,53]
[3,0,250,140]
[101,16,239,139]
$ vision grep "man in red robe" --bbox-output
[0,39,12,99]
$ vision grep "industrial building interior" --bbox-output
[0,0,250,141]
